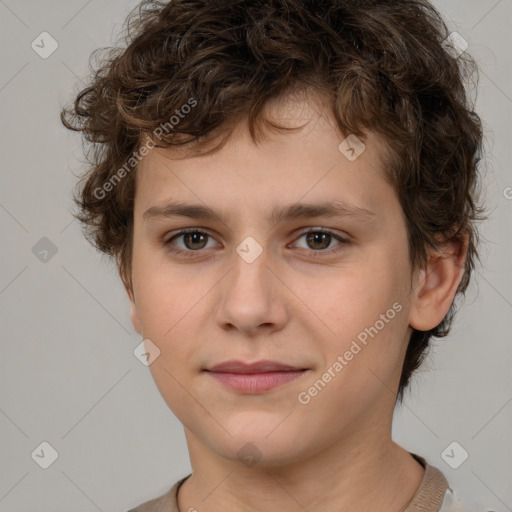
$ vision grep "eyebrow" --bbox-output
[143,200,376,225]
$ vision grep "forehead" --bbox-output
[134,92,395,222]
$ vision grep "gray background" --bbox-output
[0,1,510,511]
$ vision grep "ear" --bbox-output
[129,296,142,335]
[119,260,142,335]
[409,233,469,332]
[123,279,142,336]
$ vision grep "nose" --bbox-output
[214,246,289,336]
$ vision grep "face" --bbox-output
[128,93,419,467]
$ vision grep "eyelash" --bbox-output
[163,228,349,258]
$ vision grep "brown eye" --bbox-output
[293,229,347,253]
[305,231,333,250]
[182,231,209,250]
[164,229,219,256]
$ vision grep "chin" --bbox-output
[204,420,312,468]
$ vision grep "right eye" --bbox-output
[163,229,220,257]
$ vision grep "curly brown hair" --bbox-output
[60,0,487,404]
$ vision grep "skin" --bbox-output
[126,90,468,512]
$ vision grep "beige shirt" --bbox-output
[127,453,450,512]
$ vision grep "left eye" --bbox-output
[297,231,343,251]
[292,230,346,252]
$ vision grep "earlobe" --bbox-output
[129,295,142,335]
[409,235,468,332]
[121,271,141,335]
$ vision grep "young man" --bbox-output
[61,0,487,510]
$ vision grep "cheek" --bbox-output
[135,284,205,377]
[132,244,207,335]
[294,251,409,384]
[298,257,403,338]
[133,267,206,415]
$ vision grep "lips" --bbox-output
[206,360,306,373]
[204,360,308,393]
